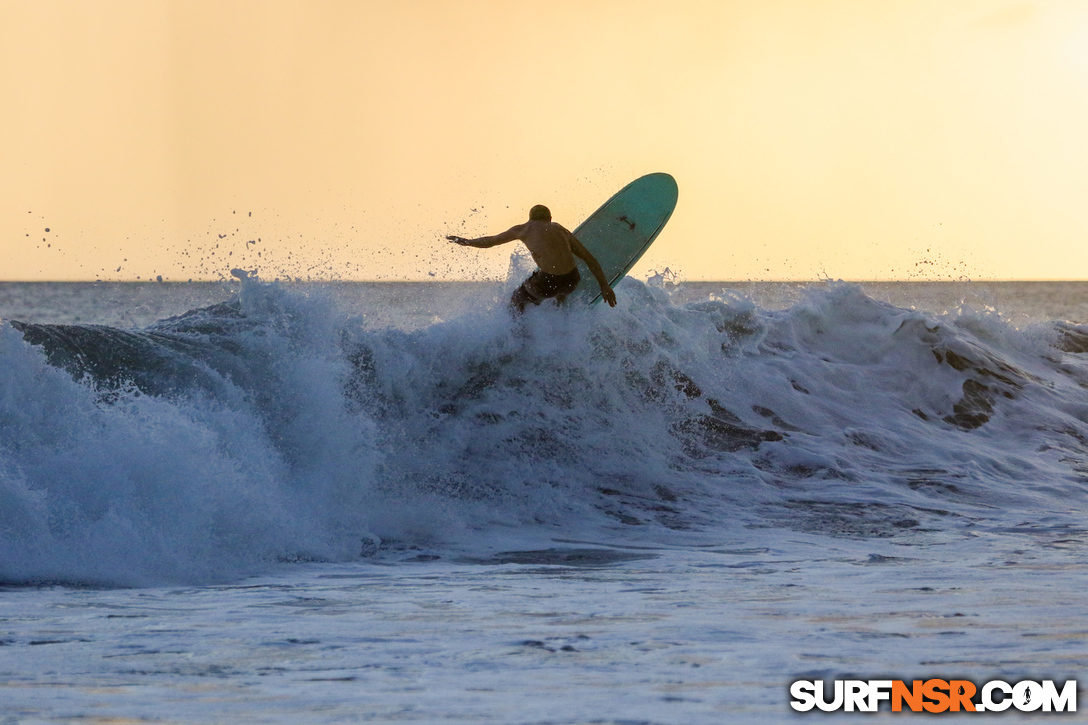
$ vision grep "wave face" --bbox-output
[4,278,1088,585]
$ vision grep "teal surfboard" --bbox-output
[570,172,678,304]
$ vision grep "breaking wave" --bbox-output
[4,275,1088,585]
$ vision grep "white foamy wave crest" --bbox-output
[0,285,381,585]
[4,276,1088,585]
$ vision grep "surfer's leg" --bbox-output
[551,269,580,307]
[509,275,543,317]
[509,287,530,316]
[511,269,580,314]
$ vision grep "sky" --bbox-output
[2,0,1088,282]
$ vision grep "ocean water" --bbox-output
[2,274,1088,722]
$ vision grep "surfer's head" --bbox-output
[529,204,551,222]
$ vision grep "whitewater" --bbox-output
[2,273,1087,722]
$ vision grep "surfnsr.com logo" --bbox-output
[790,679,1077,713]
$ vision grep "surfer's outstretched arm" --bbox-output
[569,235,617,307]
[447,224,526,249]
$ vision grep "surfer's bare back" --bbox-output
[447,204,616,315]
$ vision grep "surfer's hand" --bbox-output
[446,235,471,246]
[602,287,617,307]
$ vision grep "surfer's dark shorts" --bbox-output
[510,268,581,314]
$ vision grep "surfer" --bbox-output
[447,205,617,315]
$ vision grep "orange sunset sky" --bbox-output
[2,0,1087,282]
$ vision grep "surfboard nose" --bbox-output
[570,173,679,304]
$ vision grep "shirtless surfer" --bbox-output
[447,205,617,315]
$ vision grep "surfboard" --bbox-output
[569,172,678,304]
